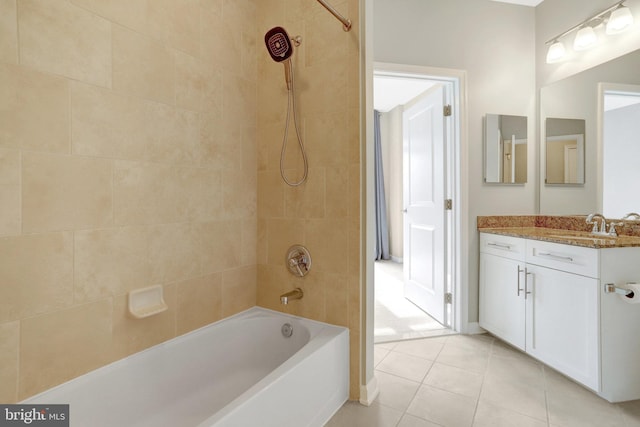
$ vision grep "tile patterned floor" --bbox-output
[327,334,640,427]
[374,261,450,343]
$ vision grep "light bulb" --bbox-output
[574,26,597,51]
[546,41,566,63]
[607,5,634,34]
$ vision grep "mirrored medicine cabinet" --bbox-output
[484,114,527,184]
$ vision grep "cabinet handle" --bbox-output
[488,242,511,250]
[517,265,524,296]
[525,268,532,299]
[537,251,574,262]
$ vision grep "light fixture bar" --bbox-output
[545,0,626,45]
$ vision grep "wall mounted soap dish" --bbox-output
[128,285,168,319]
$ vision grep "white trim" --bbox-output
[390,256,403,263]
[361,0,375,404]
[359,375,380,406]
[373,61,466,335]
[466,322,486,335]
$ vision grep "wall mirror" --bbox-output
[602,85,640,218]
[484,114,527,184]
[545,118,585,185]
[539,48,640,215]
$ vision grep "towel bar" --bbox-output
[604,283,634,296]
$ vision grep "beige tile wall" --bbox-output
[0,0,361,404]
[0,0,257,402]
[256,0,361,399]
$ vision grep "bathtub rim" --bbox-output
[21,306,348,405]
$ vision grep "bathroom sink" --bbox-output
[547,234,617,244]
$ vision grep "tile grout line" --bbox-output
[374,341,444,426]
[397,341,440,427]
[482,340,554,426]
[469,335,494,427]
[342,335,640,426]
[542,365,551,427]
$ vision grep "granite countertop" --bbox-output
[477,216,640,249]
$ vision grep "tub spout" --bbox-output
[280,288,303,305]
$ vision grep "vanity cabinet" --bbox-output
[479,234,526,351]
[480,231,640,402]
[524,265,598,390]
[480,233,599,391]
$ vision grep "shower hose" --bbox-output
[280,60,308,187]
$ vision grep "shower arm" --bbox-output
[317,0,352,32]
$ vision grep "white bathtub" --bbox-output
[24,307,349,427]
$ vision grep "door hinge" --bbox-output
[443,104,452,116]
[445,199,452,210]
[445,293,453,304]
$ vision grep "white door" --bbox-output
[479,253,526,350]
[525,265,599,390]
[402,85,447,324]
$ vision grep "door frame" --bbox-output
[373,62,460,330]
[361,61,467,404]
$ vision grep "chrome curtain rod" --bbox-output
[317,0,352,32]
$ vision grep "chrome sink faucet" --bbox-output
[586,213,623,237]
[586,213,607,235]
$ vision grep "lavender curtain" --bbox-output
[374,110,390,260]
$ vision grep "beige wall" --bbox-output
[545,140,571,183]
[255,0,361,399]
[515,143,527,183]
[379,106,403,260]
[374,0,537,325]
[0,0,257,402]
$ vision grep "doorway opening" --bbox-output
[372,64,461,344]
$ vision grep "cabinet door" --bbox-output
[525,265,599,391]
[479,253,526,350]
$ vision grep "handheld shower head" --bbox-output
[265,26,293,62]
[264,26,308,187]
[265,26,294,90]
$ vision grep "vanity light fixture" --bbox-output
[574,25,598,51]
[545,0,635,63]
[607,3,634,34]
[546,40,566,63]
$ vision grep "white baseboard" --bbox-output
[390,256,403,263]
[359,375,379,406]
[465,322,485,335]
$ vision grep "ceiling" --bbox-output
[605,94,640,111]
[490,0,544,6]
[373,76,436,112]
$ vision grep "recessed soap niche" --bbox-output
[128,285,168,319]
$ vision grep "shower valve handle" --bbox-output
[286,245,312,277]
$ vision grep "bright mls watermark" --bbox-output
[0,405,68,426]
